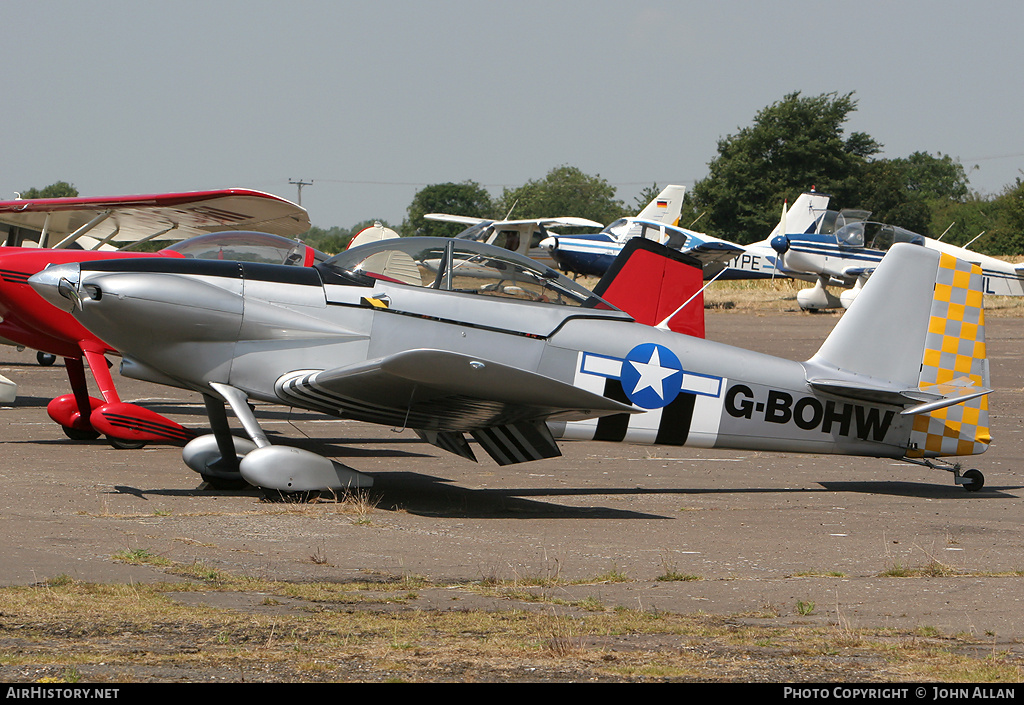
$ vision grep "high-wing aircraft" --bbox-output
[1,230,325,447]
[0,188,312,402]
[31,235,992,494]
[537,184,751,278]
[423,213,604,263]
[759,190,1024,310]
[0,188,311,249]
[0,187,309,405]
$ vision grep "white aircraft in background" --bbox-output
[763,190,1024,309]
[423,212,603,264]
[536,185,715,276]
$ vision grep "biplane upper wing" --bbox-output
[0,188,310,249]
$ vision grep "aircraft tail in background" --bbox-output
[635,185,686,227]
[766,190,831,240]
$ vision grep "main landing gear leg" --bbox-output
[208,382,373,495]
[181,394,256,490]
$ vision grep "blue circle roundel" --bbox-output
[620,343,683,409]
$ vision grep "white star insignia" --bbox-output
[628,347,676,400]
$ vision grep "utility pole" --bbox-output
[288,178,313,206]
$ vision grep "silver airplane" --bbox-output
[29,236,993,494]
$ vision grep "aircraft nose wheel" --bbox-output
[962,468,985,492]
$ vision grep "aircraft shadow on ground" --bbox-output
[107,473,1019,521]
[817,480,1021,498]
[1,395,51,408]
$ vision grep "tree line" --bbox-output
[22,91,1024,256]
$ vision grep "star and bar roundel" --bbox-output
[571,343,723,446]
[619,343,684,409]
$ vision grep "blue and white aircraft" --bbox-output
[538,187,827,281]
[539,185,742,277]
[765,192,1024,309]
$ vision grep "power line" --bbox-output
[288,178,314,205]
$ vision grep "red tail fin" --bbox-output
[592,238,705,338]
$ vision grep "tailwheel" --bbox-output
[62,425,101,441]
[962,468,985,492]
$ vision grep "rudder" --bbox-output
[593,238,705,337]
[907,251,990,457]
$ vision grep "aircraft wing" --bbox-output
[425,214,603,229]
[284,348,637,430]
[681,239,746,266]
[278,348,638,465]
[423,213,489,226]
[503,217,604,229]
[0,188,310,249]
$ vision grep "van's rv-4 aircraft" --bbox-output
[0,189,313,446]
[31,234,993,494]
[749,190,1024,310]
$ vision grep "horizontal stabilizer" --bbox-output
[899,379,992,416]
[682,240,746,265]
[806,376,991,414]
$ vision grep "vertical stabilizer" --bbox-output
[808,244,990,458]
[636,185,685,226]
[767,191,830,239]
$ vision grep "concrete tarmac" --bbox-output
[0,311,1022,644]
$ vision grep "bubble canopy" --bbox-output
[318,236,613,308]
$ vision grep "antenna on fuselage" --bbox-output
[964,231,987,250]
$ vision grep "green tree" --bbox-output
[494,165,628,226]
[19,181,79,198]
[691,91,880,244]
[403,181,494,238]
[853,152,969,235]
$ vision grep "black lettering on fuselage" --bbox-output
[855,406,896,442]
[728,254,762,272]
[765,390,792,424]
[725,384,755,419]
[725,384,895,442]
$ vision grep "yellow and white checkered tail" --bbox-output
[907,253,991,457]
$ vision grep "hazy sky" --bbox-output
[3,0,1022,230]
